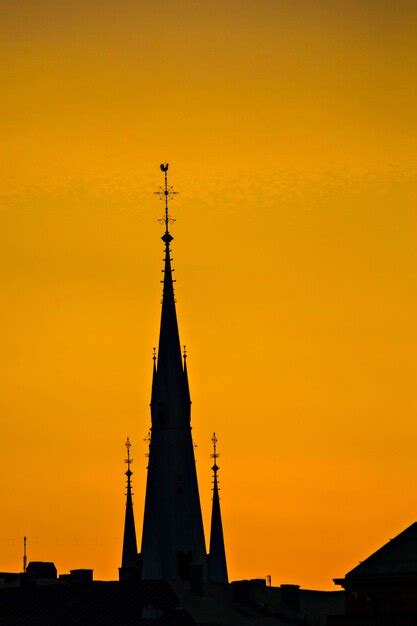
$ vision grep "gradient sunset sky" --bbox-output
[1,0,417,589]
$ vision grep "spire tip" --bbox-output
[125,437,133,480]
[211,432,220,479]
[155,162,178,235]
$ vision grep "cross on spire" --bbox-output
[155,163,178,236]
[211,432,220,480]
[125,437,133,481]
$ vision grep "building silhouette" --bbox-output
[140,163,209,583]
[329,521,417,625]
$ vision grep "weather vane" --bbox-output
[155,162,178,233]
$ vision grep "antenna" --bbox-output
[155,162,178,235]
[23,536,27,573]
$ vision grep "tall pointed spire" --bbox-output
[120,437,139,580]
[141,164,206,582]
[208,433,228,584]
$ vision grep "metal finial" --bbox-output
[152,347,157,362]
[125,437,133,477]
[155,162,178,236]
[183,345,187,362]
[211,432,219,477]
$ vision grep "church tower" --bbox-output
[140,164,206,582]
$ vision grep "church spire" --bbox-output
[119,437,139,580]
[141,164,206,582]
[151,163,185,418]
[208,433,228,584]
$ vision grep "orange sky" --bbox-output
[1,0,417,589]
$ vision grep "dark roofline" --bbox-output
[333,521,417,584]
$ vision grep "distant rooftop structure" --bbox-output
[336,521,417,581]
[0,580,195,625]
[331,522,417,625]
[26,562,57,580]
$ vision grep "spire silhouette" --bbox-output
[141,164,206,582]
[120,438,139,578]
[208,433,228,584]
[151,163,186,424]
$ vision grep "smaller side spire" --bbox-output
[120,438,139,580]
[208,433,228,584]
